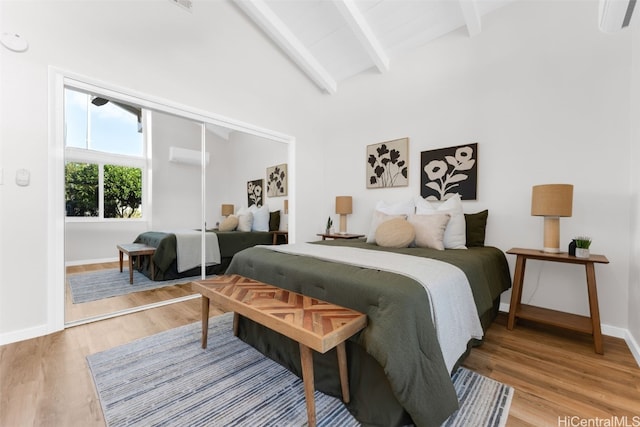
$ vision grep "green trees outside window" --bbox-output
[66,162,142,218]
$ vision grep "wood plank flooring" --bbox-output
[65,262,197,322]
[1,296,639,426]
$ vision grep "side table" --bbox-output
[506,247,609,354]
[317,233,364,241]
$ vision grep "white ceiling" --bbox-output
[233,0,516,94]
[233,0,636,94]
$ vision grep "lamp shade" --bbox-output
[531,184,573,217]
[335,196,353,215]
[221,204,234,216]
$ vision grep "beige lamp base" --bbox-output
[339,215,348,234]
[542,216,561,253]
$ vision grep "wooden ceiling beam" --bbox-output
[234,0,337,94]
[334,0,390,73]
[458,0,482,37]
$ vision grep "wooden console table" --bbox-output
[190,274,367,427]
[506,248,609,354]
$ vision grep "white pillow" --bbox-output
[249,204,270,232]
[408,213,450,250]
[414,194,466,249]
[366,210,407,244]
[375,199,415,216]
[236,210,253,232]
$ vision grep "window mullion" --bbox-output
[99,163,105,219]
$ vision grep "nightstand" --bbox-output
[317,233,365,240]
[506,247,609,354]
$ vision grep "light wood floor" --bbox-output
[65,262,197,323]
[2,302,639,426]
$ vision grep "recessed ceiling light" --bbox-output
[1,32,29,53]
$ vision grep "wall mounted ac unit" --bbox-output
[169,146,210,166]
[600,0,636,32]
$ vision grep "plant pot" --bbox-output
[575,248,590,258]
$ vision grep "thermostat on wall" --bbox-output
[15,169,30,186]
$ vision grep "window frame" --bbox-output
[64,114,149,223]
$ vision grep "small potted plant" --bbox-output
[326,216,333,235]
[574,236,592,258]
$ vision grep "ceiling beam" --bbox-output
[333,0,389,73]
[458,0,482,38]
[234,0,337,94]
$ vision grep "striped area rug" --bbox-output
[87,312,513,427]
[67,269,204,304]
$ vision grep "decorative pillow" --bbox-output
[218,215,238,232]
[269,210,281,231]
[375,199,415,216]
[366,210,407,244]
[237,211,253,232]
[249,204,270,232]
[375,218,415,248]
[465,210,488,247]
[408,213,450,250]
[414,194,466,249]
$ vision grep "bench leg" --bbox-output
[299,343,317,427]
[233,313,240,337]
[119,250,124,272]
[336,342,350,403]
[201,296,210,349]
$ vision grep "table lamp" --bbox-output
[335,196,352,234]
[531,184,573,253]
[221,204,234,217]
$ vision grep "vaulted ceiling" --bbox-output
[233,0,635,94]
[233,0,515,94]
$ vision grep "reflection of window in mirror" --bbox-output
[64,88,146,220]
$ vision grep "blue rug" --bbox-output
[68,268,205,304]
[87,313,513,426]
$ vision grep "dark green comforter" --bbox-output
[225,240,511,427]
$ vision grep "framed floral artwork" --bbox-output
[266,163,287,197]
[420,143,477,201]
[366,137,409,189]
[247,179,263,207]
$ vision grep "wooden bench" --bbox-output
[117,243,156,284]
[190,274,367,427]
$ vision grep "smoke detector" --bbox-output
[168,0,193,12]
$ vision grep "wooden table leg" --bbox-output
[299,343,317,427]
[119,250,124,272]
[201,296,210,349]
[507,255,526,330]
[128,255,134,284]
[336,342,350,403]
[585,262,604,354]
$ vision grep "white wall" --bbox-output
[0,0,324,341]
[629,13,640,354]
[319,0,633,331]
[1,0,638,353]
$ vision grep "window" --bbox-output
[64,88,146,220]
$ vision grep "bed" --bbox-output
[224,237,511,426]
[132,230,285,281]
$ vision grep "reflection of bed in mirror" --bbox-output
[132,230,285,280]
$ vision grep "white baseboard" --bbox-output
[0,323,57,346]
[499,302,640,367]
